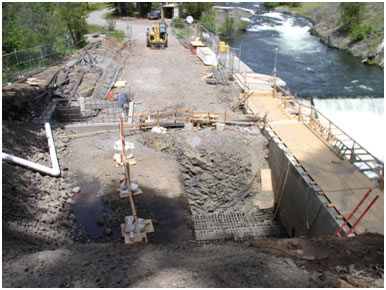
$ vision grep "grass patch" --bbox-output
[86,24,125,40]
[280,2,325,16]
[103,11,119,20]
[176,27,192,39]
[107,30,125,40]
[87,24,103,34]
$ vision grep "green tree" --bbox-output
[183,3,213,20]
[219,15,235,38]
[200,8,216,33]
[339,3,373,41]
[339,3,364,32]
[264,3,281,8]
[238,20,249,32]
[2,2,65,53]
[56,3,88,47]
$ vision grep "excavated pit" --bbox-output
[141,126,287,242]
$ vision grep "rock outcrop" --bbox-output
[301,3,384,67]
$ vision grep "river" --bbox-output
[225,3,384,161]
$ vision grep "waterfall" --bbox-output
[312,97,385,161]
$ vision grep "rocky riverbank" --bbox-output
[277,3,384,68]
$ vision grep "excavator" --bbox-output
[146,21,168,48]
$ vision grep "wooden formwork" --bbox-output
[119,106,265,132]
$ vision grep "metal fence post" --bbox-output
[66,35,71,54]
[40,46,43,68]
[14,48,21,79]
[239,45,242,73]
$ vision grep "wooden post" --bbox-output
[327,122,332,142]
[273,77,277,98]
[298,105,302,122]
[157,110,160,127]
[224,111,227,126]
[244,72,247,92]
[349,141,356,162]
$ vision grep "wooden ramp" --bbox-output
[270,121,384,235]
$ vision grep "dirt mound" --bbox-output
[2,84,48,121]
[2,122,75,256]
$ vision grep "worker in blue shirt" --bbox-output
[119,92,130,117]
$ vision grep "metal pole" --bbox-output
[273,48,278,98]
[14,48,21,79]
[239,45,241,73]
[40,46,43,68]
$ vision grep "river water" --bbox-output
[225,3,384,160]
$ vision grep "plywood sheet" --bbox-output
[269,121,383,235]
[114,80,127,88]
[247,95,292,122]
[270,122,375,192]
[261,169,273,192]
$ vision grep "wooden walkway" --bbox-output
[239,78,383,235]
[270,121,383,235]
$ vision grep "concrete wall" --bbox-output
[266,129,341,237]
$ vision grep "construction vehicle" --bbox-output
[146,21,168,48]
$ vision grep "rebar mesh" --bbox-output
[192,212,287,243]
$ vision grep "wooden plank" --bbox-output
[261,169,273,192]
[120,188,143,199]
[247,95,292,122]
[123,158,136,165]
[113,80,127,88]
[120,219,154,244]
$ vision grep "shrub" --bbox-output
[200,8,216,33]
[171,18,185,29]
[287,3,301,8]
[219,15,235,38]
[339,3,364,32]
[238,20,249,32]
[105,15,116,31]
[264,3,281,8]
[352,24,374,41]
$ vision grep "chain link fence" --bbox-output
[2,37,72,83]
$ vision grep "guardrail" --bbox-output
[274,84,384,189]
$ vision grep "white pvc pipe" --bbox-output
[2,123,61,177]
